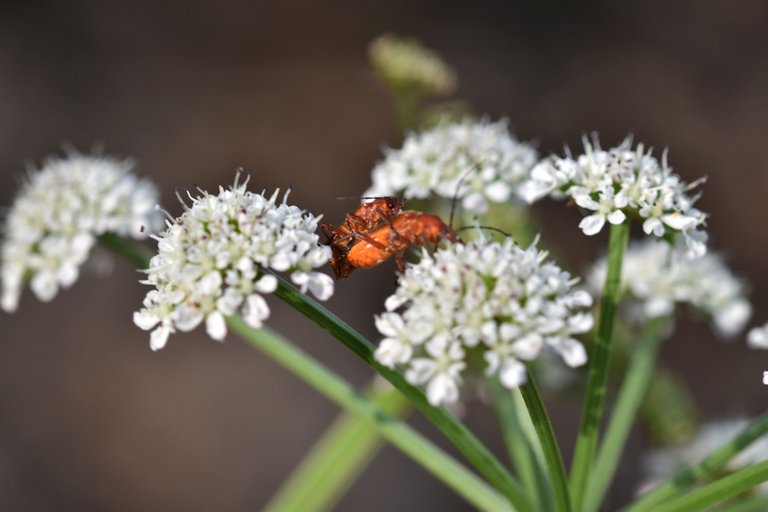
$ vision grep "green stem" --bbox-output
[626,412,768,512]
[569,221,629,509]
[520,376,572,512]
[393,90,421,138]
[226,316,514,512]
[98,232,153,267]
[270,272,532,510]
[583,316,668,512]
[717,494,768,512]
[489,381,553,511]
[648,460,768,512]
[265,382,411,512]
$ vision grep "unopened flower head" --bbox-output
[642,418,768,495]
[520,136,708,258]
[374,237,593,406]
[1,153,161,312]
[133,174,334,351]
[369,34,456,97]
[587,239,751,337]
[365,119,539,214]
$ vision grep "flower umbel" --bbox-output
[133,175,334,350]
[365,119,538,214]
[587,240,751,337]
[1,152,161,312]
[520,136,708,258]
[374,237,593,406]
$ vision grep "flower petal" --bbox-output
[425,373,459,406]
[206,311,227,341]
[607,209,626,225]
[579,214,606,236]
[550,337,587,367]
[150,326,170,351]
[499,359,527,389]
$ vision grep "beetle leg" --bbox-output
[378,210,404,241]
[339,229,389,251]
[345,213,368,232]
[320,223,340,243]
[394,251,405,272]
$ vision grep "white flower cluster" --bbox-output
[588,240,751,337]
[374,238,593,406]
[364,120,538,214]
[520,137,708,258]
[642,418,768,495]
[1,153,161,312]
[133,176,334,351]
[747,324,768,385]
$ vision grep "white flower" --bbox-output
[406,337,466,406]
[1,152,162,312]
[747,324,768,349]
[573,184,628,236]
[520,136,708,257]
[133,174,334,349]
[374,238,593,406]
[587,239,751,337]
[364,119,538,214]
[747,324,768,385]
[642,418,768,495]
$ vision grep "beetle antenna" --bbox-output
[456,225,512,238]
[336,195,402,201]
[449,162,482,229]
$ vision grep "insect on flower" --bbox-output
[320,196,405,251]
[320,196,405,278]
[324,166,507,279]
[343,210,459,277]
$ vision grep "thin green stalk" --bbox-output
[265,382,411,512]
[570,221,629,509]
[98,232,153,267]
[648,460,768,512]
[717,494,768,512]
[583,316,668,512]
[393,90,420,138]
[489,380,553,512]
[519,376,572,512]
[512,389,549,482]
[226,316,514,512]
[270,272,532,510]
[626,412,768,512]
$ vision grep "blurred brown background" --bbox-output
[1,1,767,510]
